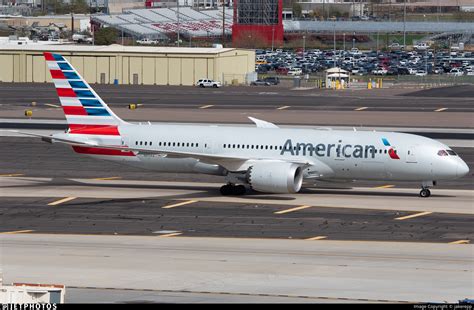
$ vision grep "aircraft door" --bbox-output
[406,146,417,163]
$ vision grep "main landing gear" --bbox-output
[220,183,246,196]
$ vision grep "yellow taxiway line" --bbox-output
[305,236,327,241]
[0,230,35,234]
[449,240,470,244]
[162,200,198,209]
[277,106,291,110]
[395,211,432,221]
[0,174,24,177]
[44,103,61,108]
[93,177,122,181]
[355,107,368,111]
[48,197,77,206]
[199,105,214,109]
[157,232,183,238]
[374,184,395,189]
[434,108,447,112]
[275,205,312,215]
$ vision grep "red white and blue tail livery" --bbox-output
[10,52,469,197]
[44,52,134,157]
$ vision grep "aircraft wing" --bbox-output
[8,130,315,168]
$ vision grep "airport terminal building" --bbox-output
[0,45,255,86]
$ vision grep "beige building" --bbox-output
[0,45,255,86]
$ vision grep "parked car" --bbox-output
[196,79,222,88]
[137,38,158,45]
[275,67,289,75]
[251,79,271,86]
[447,68,464,77]
[263,77,280,85]
[372,68,387,75]
[415,70,427,77]
[288,68,303,76]
[388,43,404,50]
[413,42,429,51]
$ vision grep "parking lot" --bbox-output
[255,47,474,79]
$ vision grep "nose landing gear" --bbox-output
[419,181,436,198]
[220,183,247,196]
[419,188,431,198]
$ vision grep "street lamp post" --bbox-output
[177,0,180,47]
[403,0,406,48]
[303,35,306,59]
[272,26,275,52]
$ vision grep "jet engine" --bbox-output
[247,162,304,194]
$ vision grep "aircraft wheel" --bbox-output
[220,184,232,196]
[220,184,246,196]
[419,188,431,198]
[235,185,246,196]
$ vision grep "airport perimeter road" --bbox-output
[1,234,472,303]
[0,83,474,113]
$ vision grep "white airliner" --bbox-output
[16,52,469,197]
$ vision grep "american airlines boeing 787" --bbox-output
[16,52,469,197]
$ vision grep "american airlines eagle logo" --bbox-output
[382,138,400,160]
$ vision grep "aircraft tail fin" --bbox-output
[43,52,127,134]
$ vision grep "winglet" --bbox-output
[248,117,279,129]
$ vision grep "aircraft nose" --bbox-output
[457,160,470,177]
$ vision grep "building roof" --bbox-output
[0,44,236,55]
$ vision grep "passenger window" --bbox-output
[140,141,143,145]
[150,142,152,146]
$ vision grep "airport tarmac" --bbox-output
[1,234,472,303]
[0,84,473,129]
[0,83,473,112]
[1,83,473,303]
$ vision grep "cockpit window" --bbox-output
[446,150,458,156]
[437,150,448,156]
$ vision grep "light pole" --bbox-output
[403,0,406,48]
[303,35,306,59]
[343,32,345,51]
[333,20,336,54]
[272,26,275,52]
[177,0,180,47]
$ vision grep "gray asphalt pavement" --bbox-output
[0,195,472,243]
[0,83,473,112]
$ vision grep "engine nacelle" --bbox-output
[247,162,304,194]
